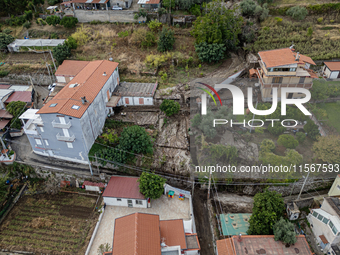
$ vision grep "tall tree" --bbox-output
[6,101,27,130]
[247,189,285,235]
[273,217,297,245]
[119,125,153,155]
[138,172,166,199]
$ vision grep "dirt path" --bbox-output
[193,189,215,255]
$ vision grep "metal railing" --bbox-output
[52,120,71,129]
[56,133,75,142]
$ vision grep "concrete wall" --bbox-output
[74,9,145,23]
[328,176,340,197]
[86,185,100,192]
[117,96,153,106]
[110,0,132,8]
[294,197,314,209]
[322,199,338,216]
[103,196,147,208]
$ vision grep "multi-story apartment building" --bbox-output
[255,47,318,102]
[19,60,120,164]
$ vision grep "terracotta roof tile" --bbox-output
[54,60,90,77]
[324,61,340,71]
[216,238,235,255]
[5,91,32,103]
[102,176,145,200]
[0,110,13,119]
[37,60,119,118]
[0,119,10,129]
[113,212,161,255]
[160,219,187,249]
[146,0,160,4]
[258,48,315,68]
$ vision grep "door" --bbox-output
[288,93,294,99]
[125,98,129,105]
[127,200,133,207]
[139,98,144,105]
[337,72,340,78]
[125,1,128,8]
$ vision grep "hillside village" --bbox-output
[0,0,340,254]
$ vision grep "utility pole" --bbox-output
[297,172,310,200]
[46,63,53,84]
[207,170,212,200]
[49,49,57,72]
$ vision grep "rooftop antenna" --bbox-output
[81,96,88,104]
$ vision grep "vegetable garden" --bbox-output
[0,193,99,255]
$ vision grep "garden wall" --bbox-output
[74,10,145,23]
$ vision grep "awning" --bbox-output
[47,6,58,9]
[0,119,10,129]
[106,96,121,107]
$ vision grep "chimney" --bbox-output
[103,72,107,76]
[295,52,300,61]
[81,96,87,104]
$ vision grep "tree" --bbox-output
[247,189,285,235]
[313,135,340,164]
[310,80,329,101]
[148,20,162,32]
[267,122,286,136]
[277,134,299,149]
[119,125,153,155]
[162,0,175,11]
[260,139,276,152]
[296,132,306,143]
[157,27,175,52]
[46,15,60,26]
[160,99,180,116]
[6,101,26,129]
[273,217,297,245]
[304,120,320,140]
[0,33,14,49]
[195,42,226,63]
[138,172,166,199]
[65,36,77,49]
[286,6,308,21]
[53,44,71,65]
[240,0,256,16]
[0,0,29,16]
[60,16,78,28]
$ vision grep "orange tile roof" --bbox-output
[54,60,90,77]
[258,48,316,68]
[146,0,160,4]
[112,212,161,255]
[160,219,187,249]
[306,69,318,78]
[324,61,340,71]
[38,60,119,118]
[216,238,235,255]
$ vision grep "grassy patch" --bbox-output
[315,102,340,133]
[88,143,105,159]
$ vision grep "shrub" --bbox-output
[190,4,201,16]
[158,27,175,52]
[260,139,276,152]
[296,132,306,143]
[160,99,180,116]
[330,20,335,23]
[195,42,226,63]
[147,19,162,32]
[71,26,89,46]
[317,17,323,23]
[275,17,283,24]
[286,6,308,20]
[158,7,167,16]
[117,30,129,37]
[2,28,12,34]
[0,33,14,49]
[240,0,256,16]
[130,28,156,48]
[52,44,71,65]
[48,0,60,5]
[24,10,33,21]
[46,15,60,26]
[255,127,264,133]
[277,134,299,149]
[304,120,320,140]
[138,172,166,200]
[0,70,9,77]
[307,27,313,36]
[268,122,286,136]
[23,21,31,29]
[119,125,153,155]
[60,16,78,28]
[65,36,77,49]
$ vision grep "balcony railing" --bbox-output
[56,133,75,142]
[52,120,71,129]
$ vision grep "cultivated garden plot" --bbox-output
[0,193,99,255]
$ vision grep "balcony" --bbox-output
[23,119,38,135]
[52,120,71,129]
[56,133,75,142]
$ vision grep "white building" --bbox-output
[102,176,148,208]
[323,62,340,79]
[307,197,340,253]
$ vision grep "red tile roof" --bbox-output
[0,110,13,119]
[55,60,90,77]
[217,235,313,255]
[160,219,187,249]
[5,91,32,103]
[112,212,161,255]
[324,61,340,71]
[0,119,10,129]
[37,60,119,118]
[83,181,105,188]
[146,0,160,4]
[258,48,316,68]
[103,176,145,199]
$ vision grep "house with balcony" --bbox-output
[19,60,120,164]
[256,46,318,102]
[307,197,340,254]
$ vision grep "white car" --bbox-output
[112,6,122,10]
[48,83,56,90]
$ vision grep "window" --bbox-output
[330,221,334,229]
[44,140,49,146]
[290,68,297,71]
[299,77,306,83]
[272,77,283,83]
[317,214,323,221]
[66,142,73,148]
[50,103,57,107]
[136,200,143,205]
[117,198,121,201]
[323,217,329,224]
[40,127,44,132]
[333,226,338,235]
[71,105,80,110]
[312,211,318,218]
[35,139,42,145]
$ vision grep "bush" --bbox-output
[117,30,129,38]
[119,125,153,155]
[0,33,14,49]
[160,99,180,116]
[304,120,320,140]
[307,27,313,36]
[65,36,77,49]
[147,19,162,32]
[138,172,166,200]
[158,27,175,52]
[255,127,264,133]
[46,15,60,26]
[2,28,12,34]
[52,44,71,65]
[48,0,60,5]
[60,16,78,28]
[158,7,167,16]
[130,28,155,48]
[190,4,201,16]
[23,21,31,29]
[195,42,226,63]
[0,70,9,77]
[267,122,286,136]
[277,134,299,149]
[260,139,276,152]
[24,10,33,21]
[296,132,306,143]
[286,6,308,20]
[240,0,256,16]
[317,17,323,23]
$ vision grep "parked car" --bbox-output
[112,6,122,10]
[48,83,56,90]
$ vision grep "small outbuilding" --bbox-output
[323,62,340,79]
[286,202,300,220]
[82,181,105,192]
[102,176,148,208]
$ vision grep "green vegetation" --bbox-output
[147,20,162,32]
[296,132,306,143]
[314,102,340,133]
[313,135,340,164]
[130,28,156,48]
[65,36,77,50]
[277,134,299,149]
[273,217,297,245]
[304,120,320,140]
[52,44,71,65]
[248,189,285,235]
[240,0,269,20]
[60,16,78,28]
[6,101,26,129]
[195,42,226,63]
[286,6,308,20]
[138,172,166,199]
[157,27,175,52]
[160,99,180,116]
[46,15,60,26]
[0,33,14,49]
